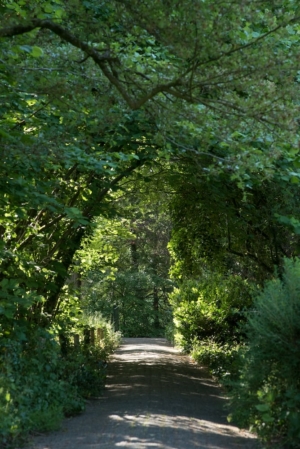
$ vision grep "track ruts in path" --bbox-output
[31,338,258,449]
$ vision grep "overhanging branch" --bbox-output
[0,19,183,109]
[1,14,299,111]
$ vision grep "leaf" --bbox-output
[31,46,43,58]
[255,403,270,412]
[0,128,11,139]
[44,4,53,13]
[54,8,64,18]
[261,413,274,423]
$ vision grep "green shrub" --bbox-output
[169,273,252,352]
[63,345,107,399]
[28,406,64,433]
[80,311,122,353]
[164,320,176,345]
[229,258,300,448]
[191,339,242,381]
[0,314,121,448]
[0,328,85,448]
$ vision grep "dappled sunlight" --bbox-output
[110,412,252,436]
[101,412,256,449]
[32,338,257,449]
[112,338,191,366]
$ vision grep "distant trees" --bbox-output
[78,195,173,337]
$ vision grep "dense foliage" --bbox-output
[78,203,173,337]
[229,258,300,448]
[170,273,252,350]
[1,0,300,447]
[0,313,120,447]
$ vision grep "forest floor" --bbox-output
[29,338,259,449]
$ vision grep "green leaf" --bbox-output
[0,128,11,139]
[31,46,43,58]
[44,4,53,13]
[261,413,274,423]
[54,8,64,18]
[255,403,270,412]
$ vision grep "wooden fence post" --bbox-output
[83,327,90,345]
[97,328,104,341]
[74,334,80,347]
[90,328,95,345]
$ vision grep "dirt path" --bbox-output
[31,338,258,449]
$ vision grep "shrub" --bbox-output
[191,338,242,381]
[169,273,252,352]
[229,258,300,448]
[0,313,121,448]
[0,328,84,448]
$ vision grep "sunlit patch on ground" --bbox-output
[32,338,258,449]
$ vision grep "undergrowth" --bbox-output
[0,313,121,448]
[172,260,300,448]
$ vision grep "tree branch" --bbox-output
[1,14,299,111]
[83,156,144,217]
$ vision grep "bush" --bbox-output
[191,338,242,381]
[169,273,252,352]
[229,258,300,448]
[0,328,84,448]
[0,314,121,448]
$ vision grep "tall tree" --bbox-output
[76,178,173,337]
[1,0,300,324]
[168,160,300,282]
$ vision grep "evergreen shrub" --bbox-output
[229,258,300,448]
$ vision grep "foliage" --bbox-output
[1,0,300,133]
[229,258,300,448]
[1,1,300,446]
[0,313,119,448]
[191,339,241,381]
[0,0,300,322]
[80,310,122,355]
[168,171,300,282]
[84,270,172,337]
[0,105,158,321]
[0,327,82,448]
[169,273,252,352]
[78,202,173,337]
[0,0,299,321]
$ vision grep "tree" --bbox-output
[1,1,300,322]
[168,157,300,282]
[76,184,173,337]
[2,1,300,445]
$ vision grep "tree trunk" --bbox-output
[153,286,160,329]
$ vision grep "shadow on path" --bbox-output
[31,338,258,449]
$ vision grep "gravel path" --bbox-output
[31,338,258,449]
